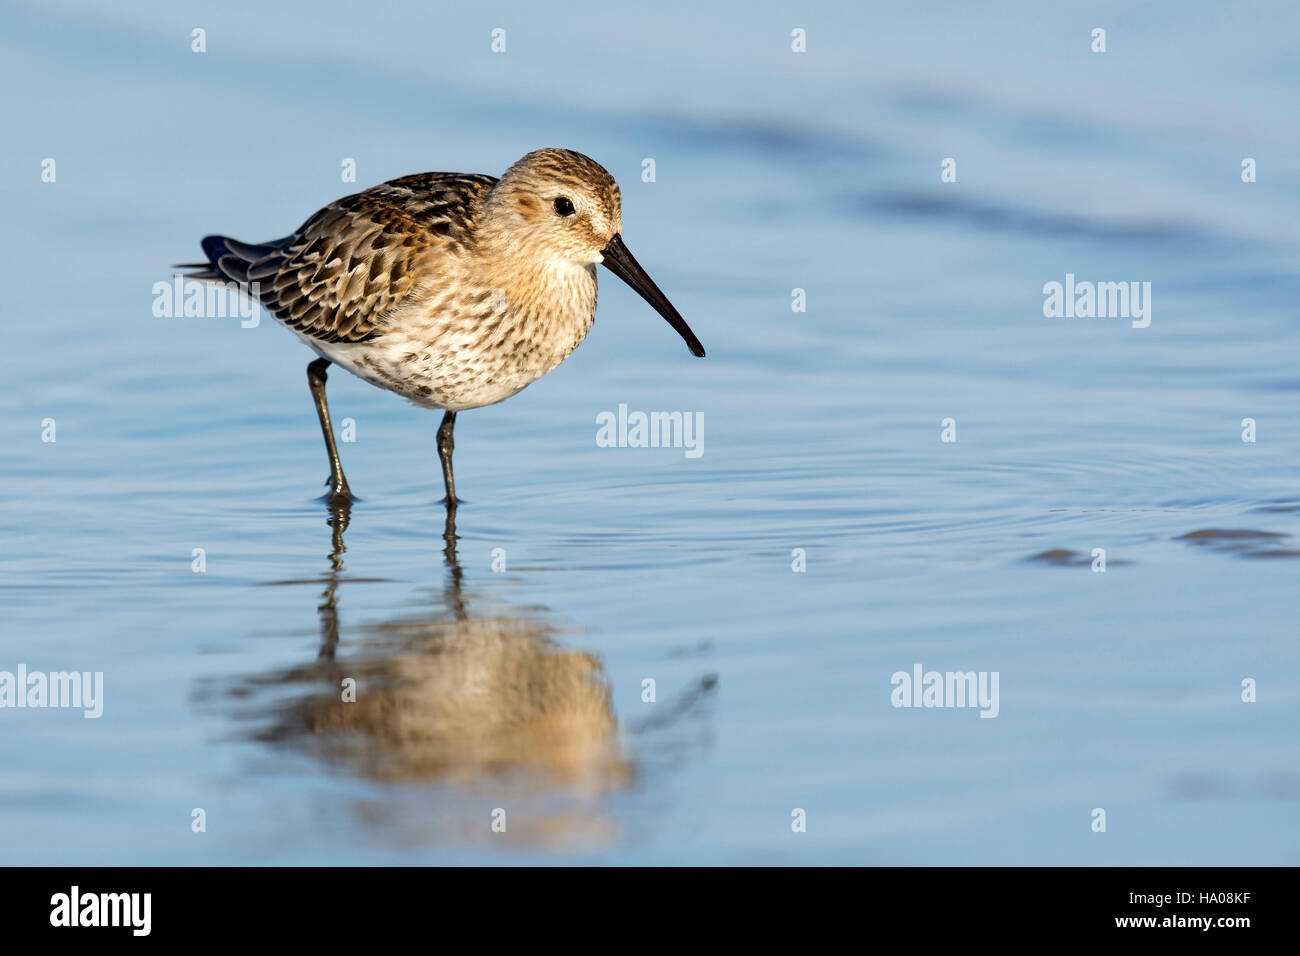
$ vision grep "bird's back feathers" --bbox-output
[183,172,498,344]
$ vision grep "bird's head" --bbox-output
[481,148,704,357]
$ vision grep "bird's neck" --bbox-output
[482,254,597,322]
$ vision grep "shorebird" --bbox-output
[180,148,704,508]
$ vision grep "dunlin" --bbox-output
[181,148,705,507]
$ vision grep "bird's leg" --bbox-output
[307,358,354,503]
[437,410,459,510]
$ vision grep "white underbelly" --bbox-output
[297,324,588,411]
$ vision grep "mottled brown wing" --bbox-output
[203,172,498,344]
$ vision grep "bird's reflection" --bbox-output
[205,496,722,848]
[310,501,628,791]
[307,502,626,788]
[221,502,656,848]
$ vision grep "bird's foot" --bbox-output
[319,477,357,506]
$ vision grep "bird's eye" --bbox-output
[553,197,575,217]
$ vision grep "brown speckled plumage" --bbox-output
[199,172,497,348]
[183,148,703,501]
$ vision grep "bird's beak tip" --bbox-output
[601,234,706,360]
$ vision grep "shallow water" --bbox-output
[2,1,1298,864]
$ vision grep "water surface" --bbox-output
[1,0,1298,864]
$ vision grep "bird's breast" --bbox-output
[478,261,599,374]
[329,265,599,411]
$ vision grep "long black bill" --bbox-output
[600,234,706,357]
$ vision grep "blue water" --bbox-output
[2,0,1298,864]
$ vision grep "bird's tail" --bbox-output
[173,234,292,285]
